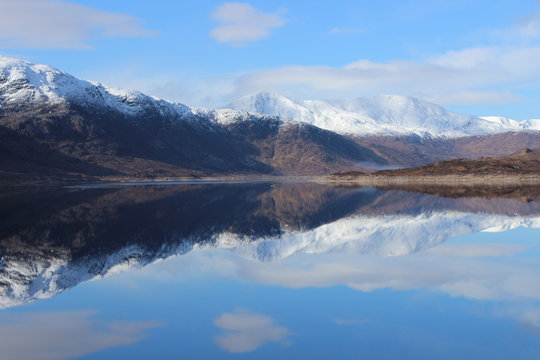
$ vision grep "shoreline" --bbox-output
[327,174,540,186]
[1,173,539,188]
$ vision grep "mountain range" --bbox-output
[227,92,540,138]
[1,55,540,180]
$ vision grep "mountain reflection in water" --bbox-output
[1,183,540,309]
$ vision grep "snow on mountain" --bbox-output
[520,118,540,131]
[0,56,289,130]
[191,107,284,125]
[479,116,522,127]
[0,55,222,124]
[227,92,538,138]
[2,210,540,309]
[480,116,540,131]
[2,56,538,138]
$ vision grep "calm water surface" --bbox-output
[1,183,540,359]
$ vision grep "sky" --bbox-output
[1,0,540,119]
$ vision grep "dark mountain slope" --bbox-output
[0,56,384,180]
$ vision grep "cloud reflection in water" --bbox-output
[214,309,290,353]
[0,310,160,360]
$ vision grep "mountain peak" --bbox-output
[0,55,194,118]
[0,55,81,105]
[227,92,299,115]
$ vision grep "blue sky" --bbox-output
[2,0,540,119]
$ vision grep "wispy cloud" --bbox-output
[0,0,157,49]
[118,44,538,108]
[209,2,286,46]
[214,309,290,353]
[203,11,540,106]
[88,9,540,109]
[230,45,540,105]
[0,310,160,360]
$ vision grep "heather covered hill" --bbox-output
[375,148,540,176]
[333,148,540,181]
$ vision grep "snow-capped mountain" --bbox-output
[0,55,279,126]
[0,56,379,176]
[1,55,389,177]
[227,92,540,138]
[0,55,194,118]
[1,55,540,178]
[3,55,537,140]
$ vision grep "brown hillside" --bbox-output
[373,148,540,176]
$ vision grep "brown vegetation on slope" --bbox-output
[353,132,540,167]
[375,148,540,176]
[331,148,540,187]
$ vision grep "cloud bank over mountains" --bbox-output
[126,7,540,111]
[1,1,540,116]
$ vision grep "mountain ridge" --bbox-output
[0,56,386,179]
[1,55,540,181]
[227,92,540,138]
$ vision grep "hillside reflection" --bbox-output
[1,182,539,308]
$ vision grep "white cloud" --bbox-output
[0,310,160,360]
[203,13,540,105]
[85,10,540,109]
[214,309,290,353]
[209,2,286,46]
[228,45,540,105]
[0,0,156,49]
[116,45,538,108]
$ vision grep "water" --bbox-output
[1,182,540,359]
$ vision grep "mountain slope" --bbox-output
[334,148,540,178]
[0,56,384,179]
[352,131,540,167]
[380,147,540,176]
[228,92,539,138]
[2,55,539,180]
